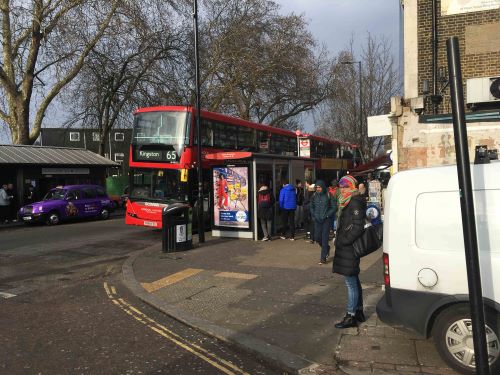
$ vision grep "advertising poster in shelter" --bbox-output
[213,166,250,229]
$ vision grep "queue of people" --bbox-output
[256,174,370,330]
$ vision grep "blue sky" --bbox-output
[276,0,401,57]
[275,0,402,131]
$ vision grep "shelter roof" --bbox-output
[0,145,118,166]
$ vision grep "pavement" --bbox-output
[122,231,461,375]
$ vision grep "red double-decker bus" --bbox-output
[125,105,355,229]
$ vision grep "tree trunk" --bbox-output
[10,96,31,145]
[98,137,107,157]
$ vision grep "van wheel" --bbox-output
[46,212,60,225]
[432,305,499,374]
[100,208,110,220]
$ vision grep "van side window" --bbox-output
[82,188,97,199]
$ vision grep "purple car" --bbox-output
[18,185,114,225]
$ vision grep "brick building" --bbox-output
[390,0,500,171]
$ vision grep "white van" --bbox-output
[376,161,500,374]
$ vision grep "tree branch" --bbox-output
[30,1,120,142]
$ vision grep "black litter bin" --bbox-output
[162,203,192,252]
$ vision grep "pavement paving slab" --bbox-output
[123,233,459,374]
[336,335,418,366]
[414,339,455,368]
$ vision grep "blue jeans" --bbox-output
[330,217,337,231]
[344,275,363,314]
[315,219,330,261]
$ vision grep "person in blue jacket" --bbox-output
[278,181,297,241]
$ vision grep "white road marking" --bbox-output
[0,291,17,299]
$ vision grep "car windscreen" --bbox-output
[44,189,67,200]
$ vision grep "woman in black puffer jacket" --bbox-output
[333,175,367,329]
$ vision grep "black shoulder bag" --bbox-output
[353,223,383,258]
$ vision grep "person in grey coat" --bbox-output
[0,184,12,223]
[310,180,336,264]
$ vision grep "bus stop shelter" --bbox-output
[205,151,317,241]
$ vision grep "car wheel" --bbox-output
[46,211,60,225]
[100,208,110,220]
[432,304,499,374]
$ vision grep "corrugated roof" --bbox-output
[0,145,118,166]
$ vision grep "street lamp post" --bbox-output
[341,60,362,164]
[193,0,204,243]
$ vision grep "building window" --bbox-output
[115,132,125,141]
[69,132,80,142]
[114,153,125,163]
[92,132,100,142]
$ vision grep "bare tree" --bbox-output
[198,0,331,129]
[316,34,400,160]
[62,0,187,155]
[0,0,119,144]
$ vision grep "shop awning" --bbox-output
[0,145,118,166]
[349,153,392,176]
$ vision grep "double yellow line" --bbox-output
[103,282,250,375]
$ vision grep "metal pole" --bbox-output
[193,0,205,243]
[358,61,363,164]
[432,0,438,111]
[446,36,490,375]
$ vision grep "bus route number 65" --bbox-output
[166,150,177,161]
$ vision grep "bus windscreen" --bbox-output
[130,169,186,202]
[132,111,189,146]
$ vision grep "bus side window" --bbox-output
[202,119,214,147]
[325,143,334,158]
[310,140,317,158]
[226,122,237,149]
[213,122,227,148]
[290,136,298,156]
[214,121,236,149]
[237,126,256,151]
[318,141,324,157]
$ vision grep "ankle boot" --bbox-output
[355,310,366,322]
[335,314,357,329]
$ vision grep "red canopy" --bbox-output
[349,153,392,176]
